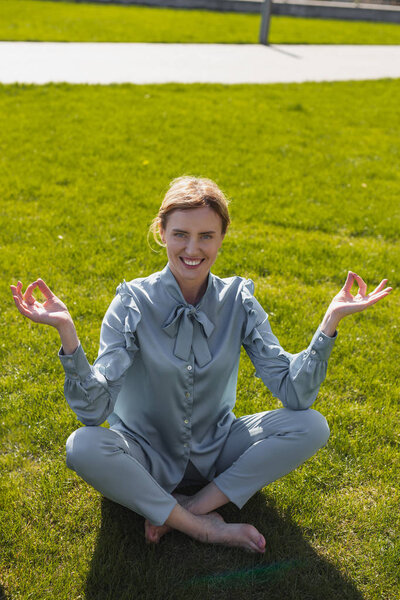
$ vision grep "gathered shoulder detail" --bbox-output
[240,278,269,346]
[115,280,142,352]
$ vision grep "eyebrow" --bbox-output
[172,228,216,234]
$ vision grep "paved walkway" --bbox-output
[1,42,400,84]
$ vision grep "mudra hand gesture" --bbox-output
[10,279,71,330]
[11,272,392,337]
[320,271,392,337]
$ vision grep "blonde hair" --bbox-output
[150,176,231,247]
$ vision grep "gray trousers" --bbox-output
[65,408,329,526]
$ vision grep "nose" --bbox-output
[185,236,200,257]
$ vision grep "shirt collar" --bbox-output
[159,263,214,308]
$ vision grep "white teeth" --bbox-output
[183,258,202,266]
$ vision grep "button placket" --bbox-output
[183,354,194,451]
[184,392,192,430]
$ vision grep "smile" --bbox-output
[180,258,204,267]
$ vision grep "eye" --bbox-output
[202,234,212,240]
[174,232,186,238]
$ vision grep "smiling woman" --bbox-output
[10,175,392,554]
[150,177,230,304]
[159,206,225,304]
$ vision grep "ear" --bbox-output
[159,227,166,245]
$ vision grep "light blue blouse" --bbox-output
[59,264,337,493]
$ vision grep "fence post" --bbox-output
[259,0,272,45]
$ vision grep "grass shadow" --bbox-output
[0,587,8,600]
[85,486,364,600]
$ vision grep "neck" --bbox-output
[167,263,210,305]
[180,278,208,305]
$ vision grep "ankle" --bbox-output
[181,496,202,515]
[187,482,230,515]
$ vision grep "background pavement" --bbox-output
[1,42,400,84]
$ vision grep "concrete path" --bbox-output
[1,42,400,84]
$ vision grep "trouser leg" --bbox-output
[65,426,177,526]
[212,408,330,509]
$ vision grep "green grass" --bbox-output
[1,79,399,600]
[1,0,400,44]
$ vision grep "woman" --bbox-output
[10,176,392,554]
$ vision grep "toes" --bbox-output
[146,530,160,544]
[145,522,172,544]
[257,535,266,550]
[246,526,266,553]
[247,537,265,554]
[144,521,159,544]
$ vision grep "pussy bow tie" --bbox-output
[162,304,215,367]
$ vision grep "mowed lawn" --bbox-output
[1,0,400,44]
[0,80,399,600]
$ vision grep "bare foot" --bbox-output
[145,502,266,553]
[145,510,225,544]
[195,513,266,554]
[145,519,171,544]
[144,492,199,544]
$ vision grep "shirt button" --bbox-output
[187,365,192,371]
[311,350,316,355]
[185,392,190,398]
[184,419,189,424]
[184,443,188,447]
[318,336,323,342]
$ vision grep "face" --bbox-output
[160,206,225,290]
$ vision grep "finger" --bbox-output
[16,281,25,303]
[370,285,392,299]
[10,285,23,303]
[11,285,32,308]
[363,289,392,307]
[343,271,355,292]
[17,281,26,300]
[376,287,392,297]
[353,273,367,297]
[23,281,38,304]
[35,278,54,300]
[11,293,35,318]
[370,279,388,296]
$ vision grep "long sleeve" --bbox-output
[58,282,141,425]
[241,280,337,410]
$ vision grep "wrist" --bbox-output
[320,311,340,337]
[55,314,75,334]
[57,317,79,355]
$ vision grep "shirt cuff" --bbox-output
[58,343,92,381]
[308,325,337,361]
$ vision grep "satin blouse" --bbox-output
[59,263,337,493]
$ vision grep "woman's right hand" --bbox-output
[10,279,72,330]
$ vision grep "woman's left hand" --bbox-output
[320,271,393,337]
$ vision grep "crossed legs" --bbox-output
[146,408,329,545]
[66,408,329,552]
